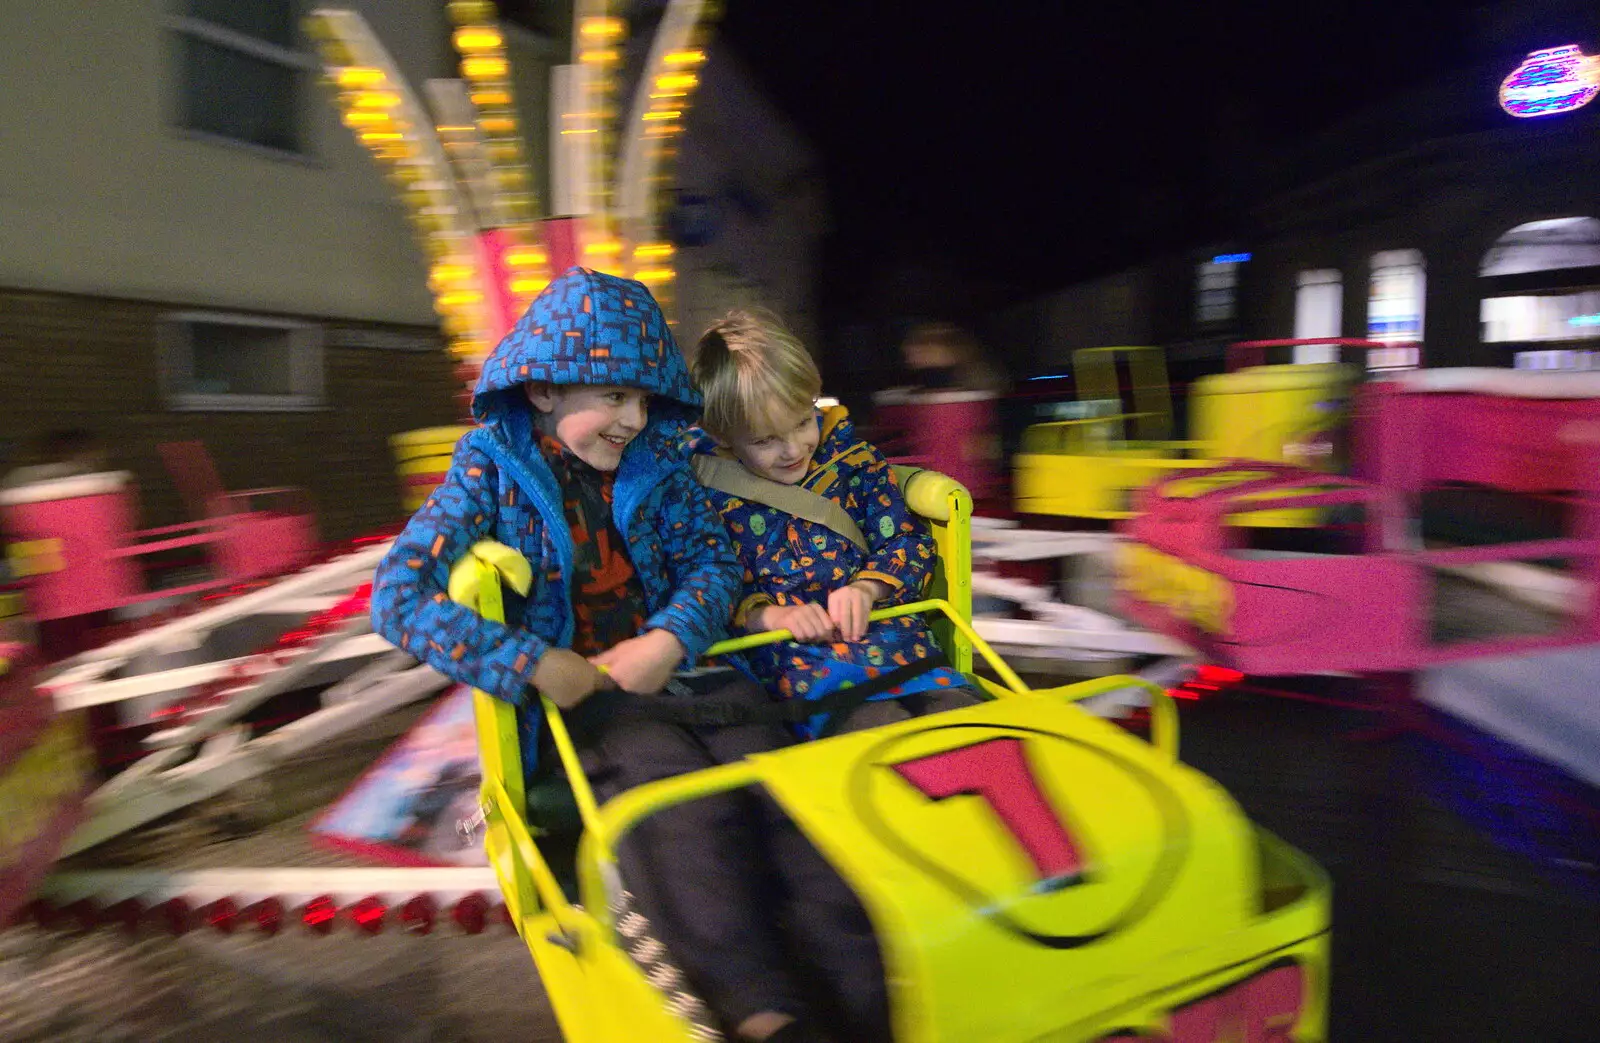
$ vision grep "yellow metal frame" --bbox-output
[454,469,1330,1043]
[1015,346,1203,520]
[390,425,472,513]
[1015,419,1214,519]
[890,465,973,674]
[1073,346,1176,444]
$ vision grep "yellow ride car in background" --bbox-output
[1014,342,1368,524]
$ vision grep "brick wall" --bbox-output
[0,288,464,543]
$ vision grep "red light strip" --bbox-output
[14,891,511,937]
[24,868,511,937]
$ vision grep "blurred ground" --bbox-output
[5,702,552,1043]
[1176,690,1600,1043]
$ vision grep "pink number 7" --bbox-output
[893,737,1086,882]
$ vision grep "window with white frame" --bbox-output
[1194,255,1245,325]
[161,312,324,410]
[1293,269,1343,361]
[171,0,311,154]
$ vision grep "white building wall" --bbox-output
[0,0,467,324]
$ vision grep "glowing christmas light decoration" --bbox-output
[27,880,513,938]
[246,897,284,934]
[307,6,494,405]
[1499,44,1600,118]
[580,16,625,38]
[452,26,502,51]
[583,238,625,258]
[301,894,339,934]
[348,894,389,934]
[202,896,240,933]
[335,66,385,88]
[614,0,717,321]
[400,894,438,934]
[351,91,402,109]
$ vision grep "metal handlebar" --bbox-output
[702,598,1028,691]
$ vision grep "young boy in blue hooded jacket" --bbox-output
[686,310,981,738]
[371,269,886,1043]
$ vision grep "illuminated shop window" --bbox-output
[1514,349,1598,370]
[1365,250,1425,369]
[1195,253,1247,325]
[161,312,325,411]
[172,0,313,154]
[1481,218,1600,355]
[1293,269,1343,361]
[1367,249,1425,341]
[1482,293,1600,343]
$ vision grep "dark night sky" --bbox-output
[716,0,1490,324]
[498,1,1589,332]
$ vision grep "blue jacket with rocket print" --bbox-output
[371,268,743,774]
[686,406,965,736]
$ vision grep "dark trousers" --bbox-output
[568,673,891,1040]
[837,684,983,733]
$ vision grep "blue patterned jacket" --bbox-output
[686,407,966,736]
[371,268,742,773]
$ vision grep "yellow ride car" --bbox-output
[451,468,1330,1042]
[1014,344,1359,524]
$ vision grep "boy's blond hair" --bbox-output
[691,309,821,440]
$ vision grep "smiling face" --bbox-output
[727,403,820,485]
[526,383,650,471]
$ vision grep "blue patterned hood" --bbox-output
[472,267,701,452]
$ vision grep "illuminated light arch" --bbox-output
[306,4,546,399]
[613,0,716,317]
[306,1,721,411]
[1499,44,1600,118]
[571,2,627,237]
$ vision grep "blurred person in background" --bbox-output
[898,322,1007,395]
[871,323,1007,505]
